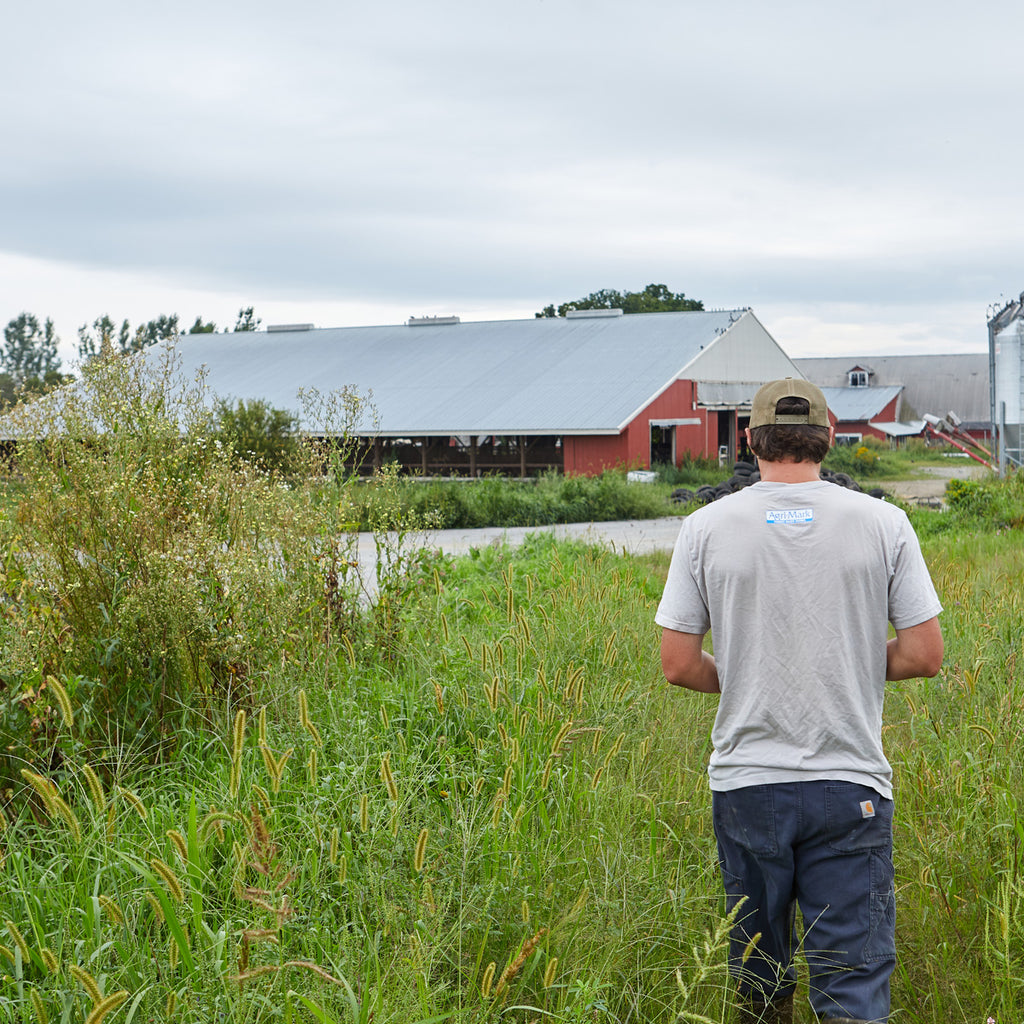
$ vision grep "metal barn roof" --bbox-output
[145,309,773,436]
[821,385,903,422]
[796,354,989,423]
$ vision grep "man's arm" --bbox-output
[661,628,721,693]
[886,616,943,680]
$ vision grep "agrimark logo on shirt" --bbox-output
[765,507,814,525]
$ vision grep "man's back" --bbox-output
[657,479,942,797]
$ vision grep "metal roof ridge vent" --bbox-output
[565,308,623,319]
[266,323,315,333]
[407,315,460,326]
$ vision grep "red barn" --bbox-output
[148,307,804,475]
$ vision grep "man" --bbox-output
[655,379,943,1024]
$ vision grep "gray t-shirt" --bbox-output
[655,480,942,798]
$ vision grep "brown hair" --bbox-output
[748,396,831,464]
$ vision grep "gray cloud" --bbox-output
[2,0,1023,354]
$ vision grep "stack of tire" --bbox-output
[670,461,890,506]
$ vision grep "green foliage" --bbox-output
[1,512,1024,1020]
[2,313,62,384]
[213,397,301,476]
[0,349,370,782]
[349,470,676,531]
[188,316,217,334]
[76,313,181,361]
[910,469,1024,538]
[234,306,262,332]
[535,282,704,318]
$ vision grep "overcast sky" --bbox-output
[2,0,1021,368]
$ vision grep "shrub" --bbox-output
[0,349,369,783]
[213,397,300,475]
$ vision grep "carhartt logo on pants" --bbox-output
[860,800,875,818]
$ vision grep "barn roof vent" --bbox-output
[407,315,460,326]
[266,323,315,333]
[565,308,623,319]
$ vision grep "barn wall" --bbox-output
[566,379,719,474]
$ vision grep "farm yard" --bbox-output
[0,359,1022,1023]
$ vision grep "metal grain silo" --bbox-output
[988,294,1024,470]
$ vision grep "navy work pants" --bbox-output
[712,780,896,1022]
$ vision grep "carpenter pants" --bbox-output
[712,781,896,1023]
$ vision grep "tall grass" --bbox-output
[0,358,1022,1022]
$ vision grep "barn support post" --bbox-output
[519,435,526,477]
[421,437,428,475]
[470,436,478,476]
[373,437,382,472]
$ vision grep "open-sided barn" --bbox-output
[151,307,802,475]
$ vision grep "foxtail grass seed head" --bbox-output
[298,689,309,728]
[591,728,604,756]
[550,720,573,758]
[590,766,605,788]
[40,946,59,973]
[497,723,509,749]
[80,764,106,814]
[414,827,429,873]
[379,705,389,729]
[46,675,74,729]
[6,920,29,962]
[329,827,339,865]
[502,764,514,795]
[480,961,496,999]
[433,681,445,716]
[541,758,553,790]
[85,990,129,1024]
[31,987,49,1024]
[521,900,530,923]
[0,944,14,966]
[396,731,407,755]
[98,896,124,927]
[151,858,185,903]
[232,709,247,762]
[69,963,102,1004]
[380,753,399,802]
[543,957,558,988]
[145,892,165,923]
[105,804,116,839]
[0,804,6,832]
[307,748,318,786]
[491,791,505,828]
[258,705,267,744]
[304,719,322,747]
[118,786,148,820]
[741,932,762,964]
[53,796,82,842]
[359,793,369,832]
[167,829,188,866]
[338,855,347,886]
[495,928,547,997]
[166,992,177,1017]
[440,613,450,642]
[20,770,58,817]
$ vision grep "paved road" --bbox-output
[355,516,683,581]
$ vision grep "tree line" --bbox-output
[0,306,261,406]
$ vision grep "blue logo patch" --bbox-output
[765,507,814,525]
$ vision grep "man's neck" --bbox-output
[757,459,822,484]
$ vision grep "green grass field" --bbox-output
[0,363,1020,1022]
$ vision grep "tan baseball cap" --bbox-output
[749,377,830,428]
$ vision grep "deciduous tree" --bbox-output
[3,312,62,383]
[535,283,703,318]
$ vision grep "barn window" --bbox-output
[848,370,868,387]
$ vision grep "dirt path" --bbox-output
[883,460,990,504]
